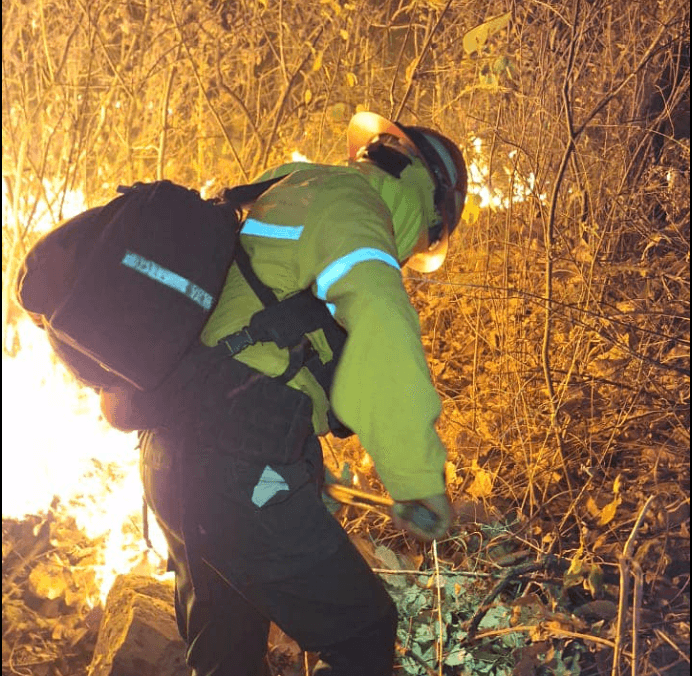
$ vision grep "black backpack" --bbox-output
[17,179,348,411]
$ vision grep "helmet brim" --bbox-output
[405,229,449,273]
[347,111,416,160]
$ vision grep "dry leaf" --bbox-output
[466,460,494,499]
[462,12,511,55]
[445,460,459,485]
[462,193,482,225]
[598,496,621,526]
[566,547,585,577]
[28,560,69,600]
[374,544,408,588]
[574,599,618,621]
[613,474,622,494]
[374,544,402,570]
[586,496,601,519]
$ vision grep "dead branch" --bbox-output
[157,48,181,181]
[612,496,656,676]
[167,0,248,181]
[464,557,559,638]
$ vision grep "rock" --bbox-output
[88,574,190,676]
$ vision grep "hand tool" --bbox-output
[323,483,441,534]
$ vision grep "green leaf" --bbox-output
[477,605,510,631]
[445,648,468,666]
[414,623,435,642]
[339,462,354,485]
[586,564,605,598]
[492,55,511,74]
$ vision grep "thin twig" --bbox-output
[465,559,557,637]
[388,2,416,118]
[653,629,691,664]
[73,0,133,99]
[470,624,634,655]
[623,497,656,560]
[432,540,443,675]
[612,496,655,676]
[371,567,491,577]
[540,0,582,503]
[400,646,437,676]
[394,0,454,120]
[631,561,643,676]
[157,48,180,181]
[167,0,248,181]
[260,27,324,170]
[573,24,669,139]
[214,43,265,156]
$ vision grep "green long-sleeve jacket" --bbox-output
[201,157,447,501]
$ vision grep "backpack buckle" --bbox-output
[220,327,256,356]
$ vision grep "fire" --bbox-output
[466,136,546,211]
[2,178,170,605]
[2,318,170,604]
[2,177,89,235]
[291,151,311,163]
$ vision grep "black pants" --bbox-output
[140,354,397,676]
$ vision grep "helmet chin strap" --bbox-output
[355,137,413,179]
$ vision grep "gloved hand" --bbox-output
[392,493,452,542]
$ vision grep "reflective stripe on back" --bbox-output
[241,218,304,240]
[315,248,400,300]
[121,251,214,310]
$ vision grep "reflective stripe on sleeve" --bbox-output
[241,218,304,240]
[315,247,400,300]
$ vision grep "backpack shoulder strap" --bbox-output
[220,174,288,207]
[234,244,278,308]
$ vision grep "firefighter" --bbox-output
[18,111,468,675]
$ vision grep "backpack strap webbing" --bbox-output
[218,244,349,429]
[214,173,352,435]
[220,175,288,209]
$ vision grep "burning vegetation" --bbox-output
[2,0,690,674]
